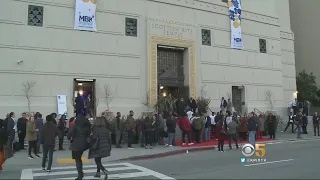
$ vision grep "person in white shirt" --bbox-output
[226,112,233,126]
[209,112,216,138]
[187,109,193,122]
[292,98,297,115]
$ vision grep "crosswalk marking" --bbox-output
[20,162,175,180]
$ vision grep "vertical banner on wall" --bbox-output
[228,0,243,49]
[57,95,68,118]
[74,0,97,31]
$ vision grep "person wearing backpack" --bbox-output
[247,112,258,147]
[192,114,203,144]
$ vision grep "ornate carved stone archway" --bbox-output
[148,36,196,106]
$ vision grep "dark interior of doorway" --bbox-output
[73,78,96,117]
[158,85,190,100]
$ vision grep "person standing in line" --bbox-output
[209,112,216,139]
[216,118,226,152]
[50,113,57,125]
[58,115,66,150]
[204,115,211,142]
[266,113,276,139]
[17,112,27,150]
[75,93,84,116]
[180,116,192,145]
[192,113,203,144]
[239,114,248,140]
[113,112,122,148]
[247,112,258,147]
[67,114,91,180]
[139,116,146,148]
[88,117,111,179]
[313,112,320,136]
[283,112,294,133]
[227,118,239,150]
[35,113,44,153]
[302,113,308,134]
[126,111,136,149]
[165,113,176,147]
[26,116,40,159]
[0,118,8,173]
[5,112,15,150]
[144,117,154,149]
[295,112,303,138]
[40,115,61,172]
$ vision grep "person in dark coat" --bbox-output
[144,117,154,149]
[313,112,319,136]
[88,117,111,179]
[75,93,84,116]
[17,112,28,150]
[58,115,66,150]
[266,113,276,139]
[302,114,308,134]
[67,115,91,180]
[165,114,176,146]
[40,115,61,172]
[0,119,8,172]
[216,118,227,152]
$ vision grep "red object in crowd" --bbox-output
[179,116,191,132]
[69,120,75,128]
[259,114,263,118]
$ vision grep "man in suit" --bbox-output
[17,112,28,150]
[220,97,227,113]
[4,112,15,150]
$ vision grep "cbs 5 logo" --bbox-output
[241,144,266,157]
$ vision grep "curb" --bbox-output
[115,146,215,161]
[112,138,320,162]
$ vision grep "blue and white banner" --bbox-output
[228,0,243,49]
[74,0,97,31]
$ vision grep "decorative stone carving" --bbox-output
[28,5,44,27]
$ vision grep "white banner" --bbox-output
[228,0,243,49]
[57,95,68,118]
[74,0,97,31]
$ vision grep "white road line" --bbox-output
[21,169,33,180]
[244,159,294,167]
[34,163,129,171]
[57,172,150,179]
[124,163,175,180]
[20,162,176,180]
[33,166,134,177]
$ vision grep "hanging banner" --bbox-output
[57,95,68,118]
[228,0,243,49]
[74,0,97,31]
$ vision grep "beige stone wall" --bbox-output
[0,0,296,118]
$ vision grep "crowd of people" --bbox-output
[0,112,112,180]
[0,96,314,178]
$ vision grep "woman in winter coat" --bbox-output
[239,115,248,140]
[216,118,227,152]
[88,117,111,179]
[67,115,91,180]
[26,116,40,159]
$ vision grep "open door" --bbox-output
[73,78,96,118]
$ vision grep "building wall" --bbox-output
[0,0,296,117]
[290,0,319,84]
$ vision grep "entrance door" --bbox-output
[157,46,186,98]
[73,78,96,118]
[232,86,243,115]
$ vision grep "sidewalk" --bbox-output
[6,130,316,169]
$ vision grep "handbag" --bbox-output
[4,145,14,160]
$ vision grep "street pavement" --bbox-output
[130,138,320,179]
[2,130,320,179]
